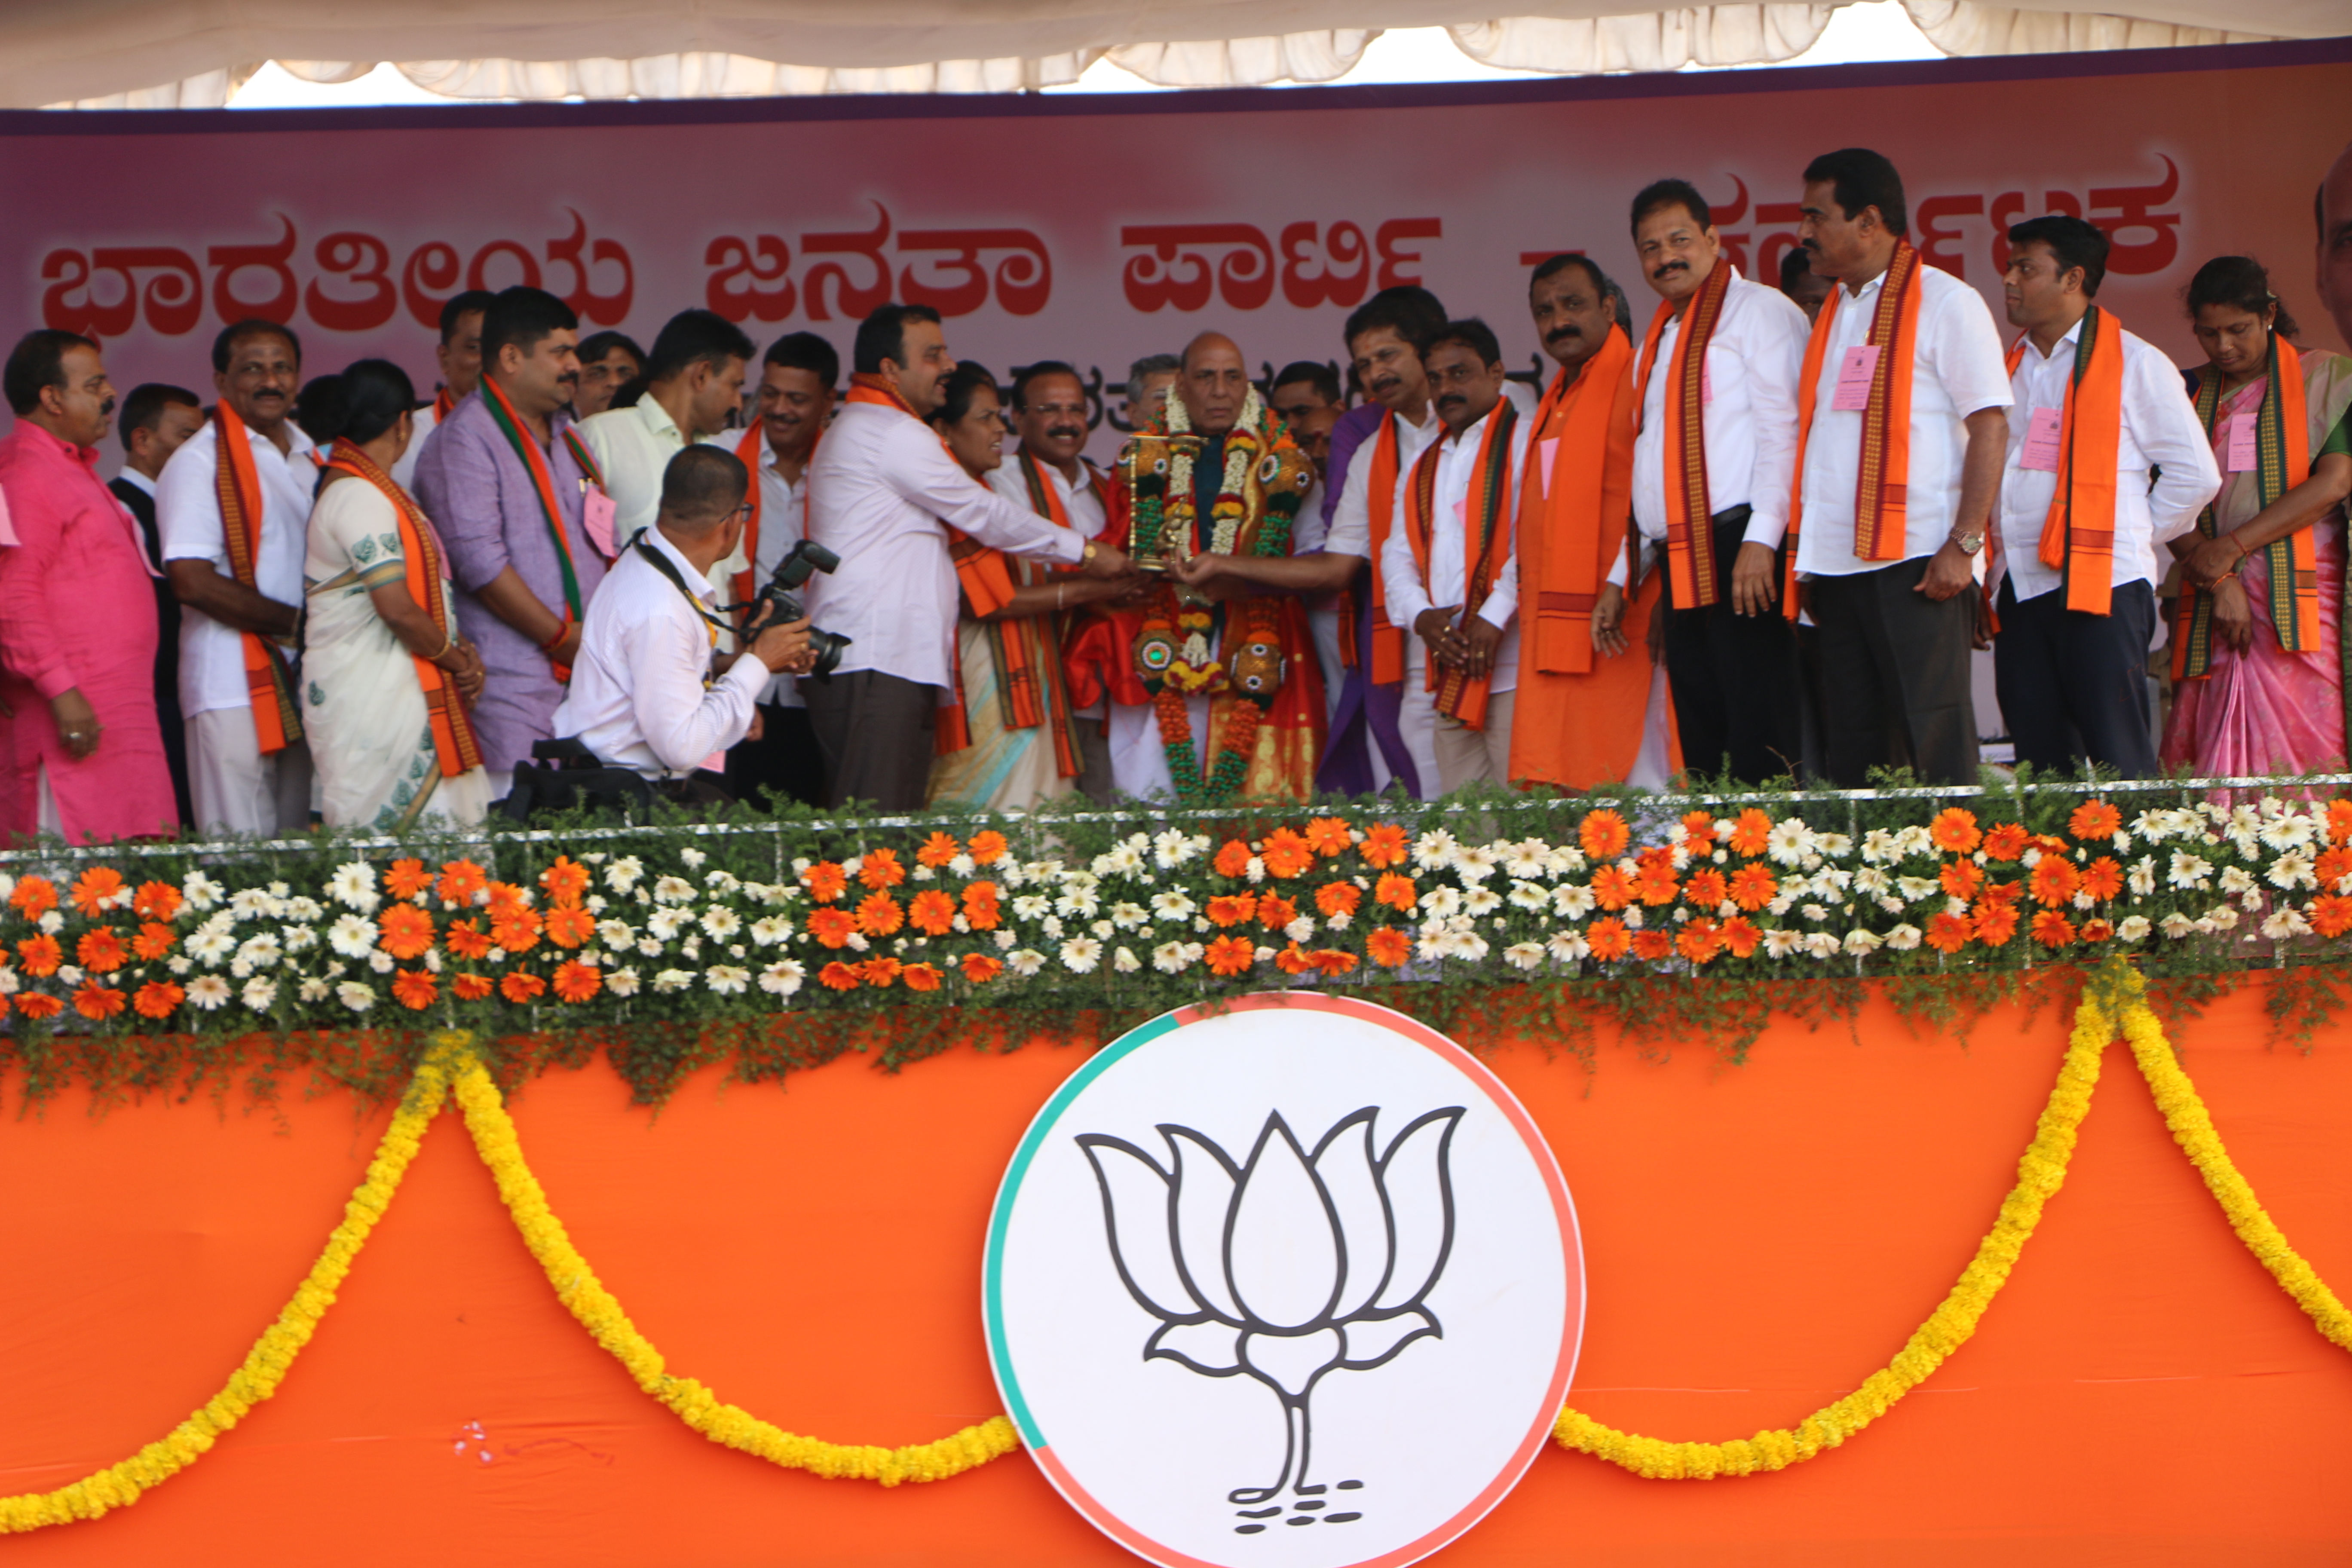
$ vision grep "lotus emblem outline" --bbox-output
[1076,1105,1463,1519]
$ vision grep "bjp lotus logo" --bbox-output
[1077,1106,1462,1533]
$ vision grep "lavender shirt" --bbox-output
[412,391,609,773]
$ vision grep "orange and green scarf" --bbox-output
[1403,400,1519,729]
[209,403,303,754]
[2174,332,2320,680]
[1635,257,1733,609]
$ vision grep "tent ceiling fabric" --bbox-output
[13,0,2302,108]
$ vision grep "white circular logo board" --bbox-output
[985,991,1583,1568]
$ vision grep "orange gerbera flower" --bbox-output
[392,970,438,1011]
[861,957,902,988]
[1589,865,1636,911]
[436,859,487,906]
[1981,822,2029,862]
[2330,799,2352,847]
[960,952,1004,983]
[1634,862,1680,907]
[819,961,861,991]
[132,880,184,922]
[1579,809,1631,861]
[1682,867,1728,908]
[1925,911,1972,953]
[133,980,184,1020]
[445,919,493,961]
[1721,916,1763,958]
[1207,894,1258,928]
[2080,857,2124,901]
[917,831,961,868]
[1940,858,1984,901]
[2027,856,2079,908]
[15,992,61,1021]
[544,906,595,949]
[1260,829,1315,879]
[1249,895,1292,931]
[908,889,956,937]
[484,881,530,917]
[1315,882,1362,919]
[903,962,943,992]
[379,904,435,959]
[968,830,1009,865]
[855,891,905,936]
[132,922,177,962]
[1680,810,1720,852]
[69,867,126,918]
[860,848,906,890]
[803,861,848,903]
[490,906,542,953]
[1305,818,1356,858]
[1205,934,1257,975]
[961,881,1001,930]
[539,856,591,907]
[1360,822,1409,869]
[10,876,57,919]
[1365,926,1413,968]
[17,934,61,976]
[2067,800,2122,841]
[1631,929,1674,962]
[1276,942,1314,975]
[2029,910,2076,949]
[1979,879,2022,909]
[385,859,432,900]
[2317,846,2352,893]
[1374,873,1418,913]
[1726,808,1773,858]
[501,971,547,1003]
[1586,917,1631,961]
[75,927,126,974]
[1974,902,2020,946]
[2311,894,2352,939]
[1929,808,1981,854]
[452,973,494,1001]
[2079,919,2115,943]
[1311,949,1360,975]
[73,981,124,1021]
[552,961,602,1003]
[807,907,855,949]
[1213,839,1254,878]
[1675,919,1723,965]
[1727,863,1779,911]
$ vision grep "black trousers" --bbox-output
[1661,508,1804,784]
[802,669,941,811]
[1993,578,2158,779]
[724,701,827,811]
[1809,556,1980,787]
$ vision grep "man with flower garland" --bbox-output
[1072,331,1323,801]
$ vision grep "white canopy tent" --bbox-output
[9,0,2318,108]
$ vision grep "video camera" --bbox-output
[743,538,851,681]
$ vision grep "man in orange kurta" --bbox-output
[1510,255,1678,790]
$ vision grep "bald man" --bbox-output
[1069,331,1327,800]
[2320,142,2352,351]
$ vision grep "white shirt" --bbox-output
[723,430,812,709]
[1377,403,1531,695]
[987,451,1109,542]
[548,525,767,778]
[804,401,1085,690]
[388,401,437,492]
[579,396,720,550]
[1794,260,2014,577]
[1995,315,2220,603]
[1632,267,1810,552]
[1326,404,1443,560]
[155,416,318,719]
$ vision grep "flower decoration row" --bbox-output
[1,795,2350,1037]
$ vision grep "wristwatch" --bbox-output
[1951,530,1985,557]
[1082,540,1099,564]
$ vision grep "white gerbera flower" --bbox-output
[750,915,793,946]
[1553,883,1596,920]
[2116,914,2153,943]
[1896,876,1938,901]
[1151,889,1197,922]
[241,976,279,1011]
[2169,851,2214,890]
[1454,845,1499,884]
[184,974,231,1011]
[182,870,224,911]
[1152,830,1197,869]
[1109,901,1148,931]
[2158,912,2197,940]
[1885,923,1923,951]
[606,967,642,998]
[2205,906,2241,931]
[2218,865,2256,895]
[759,959,804,997]
[1764,928,1803,959]
[2261,907,2311,941]
[184,927,234,965]
[2267,853,2317,891]
[1546,930,1589,962]
[596,919,635,948]
[700,905,743,939]
[1504,940,1547,972]
[677,847,706,869]
[1843,928,1883,956]
[705,965,750,995]
[2259,812,2316,851]
[1767,818,1814,867]
[1412,830,1458,870]
[993,929,1018,950]
[326,913,377,958]
[328,862,380,913]
[652,875,697,905]
[1506,843,1549,879]
[636,936,665,958]
[1008,948,1047,977]
[1152,940,1194,974]
[1419,885,1461,920]
[1284,916,1316,943]
[1804,931,1843,959]
[1011,894,1052,921]
[336,981,375,1013]
[652,968,695,994]
[367,951,395,974]
[1059,937,1103,974]
[1463,887,1503,917]
[1507,879,1550,911]
[1109,945,1139,974]
[646,908,691,941]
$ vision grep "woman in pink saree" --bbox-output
[2162,257,2352,776]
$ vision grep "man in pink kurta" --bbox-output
[0,331,176,843]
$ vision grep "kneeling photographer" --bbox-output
[542,446,816,812]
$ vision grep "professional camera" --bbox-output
[742,538,851,681]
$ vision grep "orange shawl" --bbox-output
[1519,325,1637,677]
[2002,304,2124,617]
[1635,257,1733,609]
[209,403,303,754]
[1365,413,1408,686]
[1402,401,1519,729]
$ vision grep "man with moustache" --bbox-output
[1378,320,1530,790]
[804,303,1127,810]
[1515,254,1672,791]
[2320,142,2352,351]
[1079,331,1319,800]
[391,289,492,490]
[0,332,176,842]
[573,330,645,420]
[580,309,756,551]
[1620,178,1810,784]
[110,382,203,823]
[718,330,835,808]
[415,285,610,801]
[154,318,315,834]
[1269,361,1344,430]
[1993,215,2216,777]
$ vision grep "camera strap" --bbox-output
[632,534,737,637]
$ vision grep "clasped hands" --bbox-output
[2173,530,2257,652]
[1414,605,1503,678]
